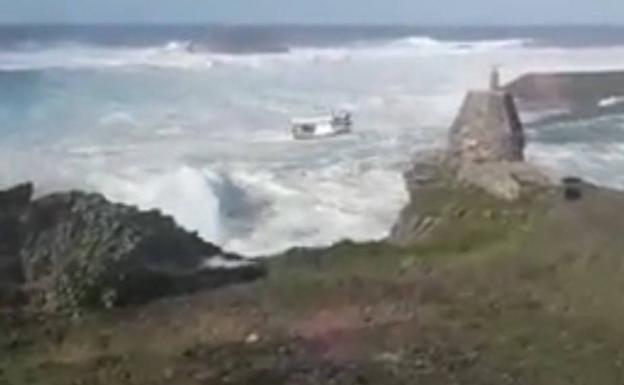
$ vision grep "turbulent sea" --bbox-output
[3,25,624,256]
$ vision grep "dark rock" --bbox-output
[0,183,32,262]
[0,182,33,212]
[0,183,32,305]
[562,177,584,201]
[11,190,264,312]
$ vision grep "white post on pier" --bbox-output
[489,65,501,91]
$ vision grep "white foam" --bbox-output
[202,255,255,269]
[393,36,530,52]
[0,42,215,71]
[0,36,530,71]
[63,158,408,257]
[529,142,624,188]
[598,96,624,108]
[521,107,571,124]
[90,166,223,243]
[221,163,408,256]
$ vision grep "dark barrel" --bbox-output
[562,177,583,201]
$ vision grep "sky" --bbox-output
[1,0,624,25]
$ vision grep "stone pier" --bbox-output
[447,69,525,167]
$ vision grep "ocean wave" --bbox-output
[0,41,216,71]
[390,36,531,52]
[85,162,407,257]
[0,35,534,71]
[528,140,624,190]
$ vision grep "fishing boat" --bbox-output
[291,111,353,140]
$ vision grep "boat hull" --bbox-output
[291,112,353,140]
[292,126,352,140]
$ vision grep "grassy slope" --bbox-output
[3,181,624,385]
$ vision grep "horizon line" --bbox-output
[1,21,624,28]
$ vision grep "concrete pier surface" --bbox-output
[505,70,624,124]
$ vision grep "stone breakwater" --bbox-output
[505,70,624,124]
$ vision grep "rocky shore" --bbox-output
[4,75,624,385]
[0,185,264,314]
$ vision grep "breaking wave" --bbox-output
[76,160,408,257]
[393,36,531,51]
[0,36,533,71]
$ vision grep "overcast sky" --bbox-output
[1,0,624,25]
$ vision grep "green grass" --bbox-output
[5,180,624,384]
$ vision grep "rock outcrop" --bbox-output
[0,185,264,313]
[446,82,551,201]
[0,183,32,256]
[391,74,554,246]
[456,161,551,201]
[0,183,32,305]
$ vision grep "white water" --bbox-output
[598,96,624,108]
[4,36,624,256]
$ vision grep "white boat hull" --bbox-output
[291,112,353,140]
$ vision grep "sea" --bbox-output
[2,24,624,256]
